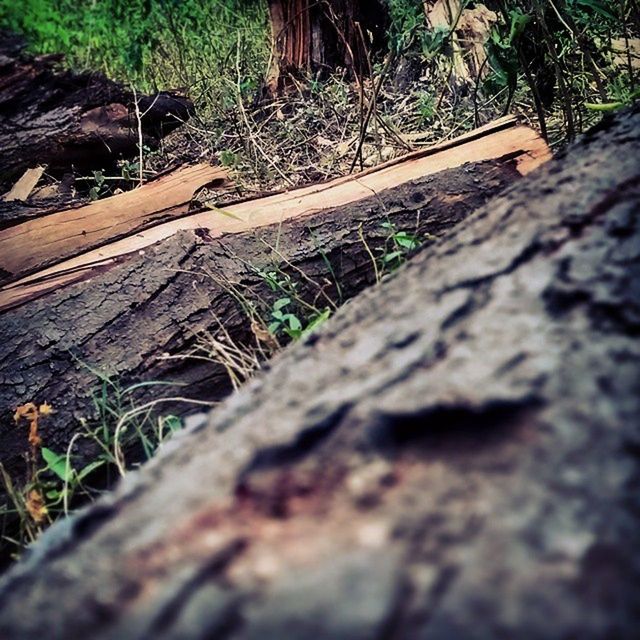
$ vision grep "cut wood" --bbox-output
[0,163,230,284]
[0,106,637,640]
[0,116,550,308]
[2,167,46,202]
[0,33,193,187]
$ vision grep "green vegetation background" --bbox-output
[0,0,271,111]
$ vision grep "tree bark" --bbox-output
[0,33,193,189]
[0,104,638,638]
[266,0,389,93]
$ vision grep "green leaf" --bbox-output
[576,0,616,20]
[268,321,281,334]
[76,460,106,482]
[273,297,291,311]
[507,9,531,45]
[301,308,331,338]
[383,251,403,263]
[162,415,183,434]
[284,314,302,331]
[41,447,73,482]
[395,233,419,249]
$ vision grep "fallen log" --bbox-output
[0,32,193,187]
[0,118,547,517]
[0,106,638,639]
[0,115,548,306]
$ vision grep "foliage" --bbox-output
[257,268,332,340]
[483,0,637,142]
[377,220,423,273]
[0,0,270,115]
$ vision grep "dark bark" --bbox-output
[0,33,193,189]
[0,159,517,502]
[0,106,638,638]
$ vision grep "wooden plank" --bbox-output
[0,163,229,283]
[0,118,550,312]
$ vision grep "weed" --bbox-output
[255,267,332,340]
[377,220,423,273]
[0,0,270,118]
[416,92,436,126]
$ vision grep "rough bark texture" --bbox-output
[0,159,517,497]
[0,106,638,638]
[0,33,193,188]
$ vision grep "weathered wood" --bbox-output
[0,106,637,639]
[0,33,193,187]
[1,167,46,202]
[0,164,229,284]
[266,0,389,92]
[0,116,550,309]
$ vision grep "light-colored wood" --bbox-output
[2,166,46,201]
[0,163,228,280]
[0,118,551,312]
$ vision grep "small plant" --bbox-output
[267,297,331,340]
[219,149,240,168]
[377,220,422,273]
[88,170,106,200]
[1,402,57,555]
[417,91,436,125]
[256,267,332,341]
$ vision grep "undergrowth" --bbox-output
[2,1,637,195]
[0,370,214,563]
[0,0,270,116]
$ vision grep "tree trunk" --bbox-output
[0,119,546,501]
[0,104,638,638]
[266,0,389,93]
[0,34,193,189]
[0,118,546,565]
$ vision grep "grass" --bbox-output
[0,0,270,117]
